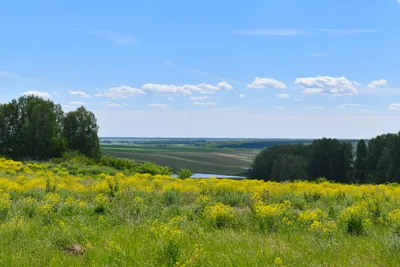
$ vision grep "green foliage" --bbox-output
[354,140,369,183]
[63,106,101,160]
[134,162,172,176]
[177,169,192,179]
[0,96,100,161]
[249,138,354,183]
[100,155,136,170]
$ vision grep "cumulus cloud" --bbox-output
[240,94,245,98]
[193,101,217,106]
[233,28,375,36]
[69,101,86,105]
[148,103,169,109]
[96,86,145,99]
[295,76,358,95]
[69,90,90,98]
[22,91,52,98]
[306,106,325,109]
[0,71,20,79]
[142,81,233,95]
[190,96,209,101]
[89,29,137,45]
[303,88,324,94]
[389,103,400,110]
[101,101,121,107]
[247,77,286,89]
[276,93,290,98]
[367,79,388,88]
[168,97,174,101]
[63,105,73,110]
[343,104,360,107]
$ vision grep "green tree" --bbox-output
[308,138,353,183]
[0,96,66,160]
[354,140,369,183]
[177,169,193,179]
[63,106,101,160]
[270,154,308,181]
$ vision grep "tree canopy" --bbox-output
[248,138,353,183]
[0,95,101,161]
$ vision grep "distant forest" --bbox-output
[1,96,400,185]
[100,138,359,150]
[249,135,400,184]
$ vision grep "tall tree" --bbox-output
[354,140,369,183]
[63,106,101,160]
[0,96,66,160]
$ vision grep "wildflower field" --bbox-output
[1,158,400,266]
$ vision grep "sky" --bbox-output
[1,0,400,138]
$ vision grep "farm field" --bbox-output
[101,144,257,175]
[1,158,400,266]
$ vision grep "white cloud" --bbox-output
[193,101,217,106]
[303,88,325,94]
[212,108,229,111]
[148,103,169,109]
[69,90,90,98]
[389,103,400,110]
[233,29,304,36]
[102,101,121,107]
[0,71,20,79]
[306,106,325,109]
[240,94,245,98]
[142,81,233,95]
[22,91,52,98]
[89,30,137,45]
[343,104,360,107]
[122,103,131,106]
[337,106,345,109]
[367,79,388,88]
[63,105,73,109]
[97,86,145,99]
[233,28,375,36]
[247,77,286,89]
[295,76,358,95]
[296,99,303,102]
[190,96,209,101]
[276,93,290,98]
[69,101,86,106]
[168,97,174,101]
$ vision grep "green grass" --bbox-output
[1,158,400,266]
[101,144,256,175]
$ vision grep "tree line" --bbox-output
[0,95,101,160]
[248,135,400,184]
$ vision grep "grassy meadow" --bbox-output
[101,144,256,175]
[1,158,400,266]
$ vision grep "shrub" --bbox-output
[203,202,235,228]
[177,169,193,179]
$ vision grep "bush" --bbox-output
[134,162,172,176]
[100,155,136,171]
[177,169,192,179]
[203,202,235,228]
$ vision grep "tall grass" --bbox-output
[0,157,399,266]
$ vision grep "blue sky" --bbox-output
[1,0,400,138]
